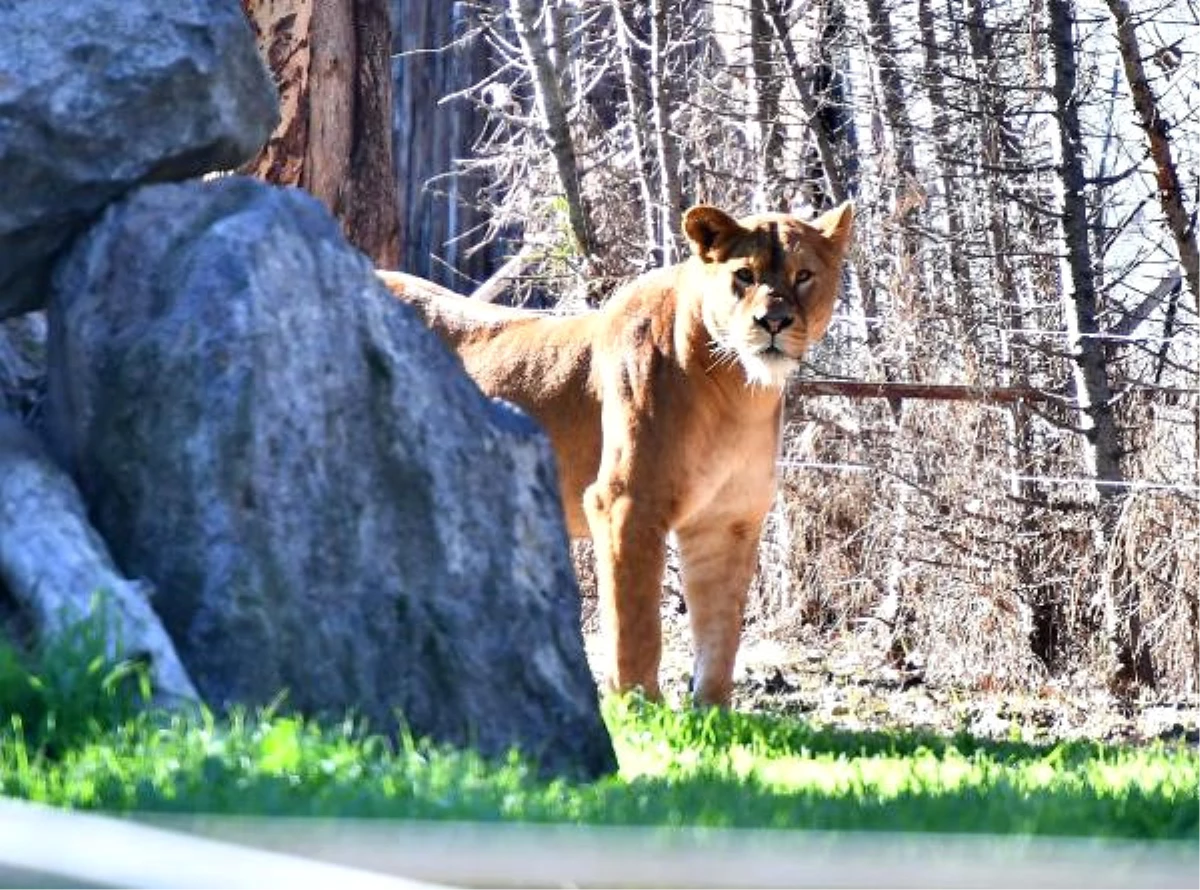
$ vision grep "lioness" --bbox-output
[380,202,853,706]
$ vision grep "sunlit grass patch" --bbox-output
[0,632,1194,842]
[602,695,1200,837]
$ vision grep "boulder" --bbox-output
[0,0,278,318]
[46,177,616,779]
[0,414,199,708]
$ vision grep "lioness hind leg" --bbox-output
[675,517,764,707]
[584,483,668,700]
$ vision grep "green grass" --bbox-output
[0,625,1196,840]
[0,600,149,756]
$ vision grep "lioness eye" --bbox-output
[734,267,755,285]
[795,269,813,285]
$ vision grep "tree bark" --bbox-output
[240,0,401,267]
[1104,0,1199,305]
[1047,0,1152,688]
[648,0,683,262]
[862,0,918,190]
[765,2,848,205]
[750,0,786,211]
[966,0,1054,668]
[391,1,496,287]
[508,0,596,258]
[917,0,973,312]
[610,0,659,257]
[0,416,199,708]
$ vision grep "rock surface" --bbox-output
[0,414,199,707]
[0,0,277,318]
[0,315,47,423]
[46,176,615,778]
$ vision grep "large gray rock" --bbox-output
[0,0,278,318]
[45,177,615,779]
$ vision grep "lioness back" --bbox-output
[379,269,607,534]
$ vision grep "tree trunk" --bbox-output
[749,0,786,211]
[1047,0,1152,688]
[765,1,848,205]
[610,0,659,259]
[861,0,917,184]
[813,0,859,196]
[965,0,1022,334]
[1048,0,1126,493]
[391,1,496,287]
[508,0,596,258]
[649,0,683,262]
[1104,0,1199,305]
[966,0,1057,669]
[916,0,973,315]
[240,0,401,268]
[861,0,920,261]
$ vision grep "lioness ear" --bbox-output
[813,201,854,257]
[683,205,742,262]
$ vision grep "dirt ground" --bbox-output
[576,572,1200,747]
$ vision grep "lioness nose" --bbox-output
[754,311,794,335]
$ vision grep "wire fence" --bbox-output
[2,797,1196,889]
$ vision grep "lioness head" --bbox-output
[683,202,854,388]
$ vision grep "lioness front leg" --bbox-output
[584,483,669,699]
[675,515,765,706]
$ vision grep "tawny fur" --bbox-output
[380,203,853,706]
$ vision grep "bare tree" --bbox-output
[508,0,596,258]
[854,0,919,397]
[961,0,1060,669]
[861,0,920,233]
[916,0,973,317]
[1047,0,1152,687]
[749,0,787,211]
[1104,0,1199,304]
[610,0,659,255]
[764,1,848,206]
[648,0,684,261]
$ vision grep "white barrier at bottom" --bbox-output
[1,796,1196,889]
[0,797,433,889]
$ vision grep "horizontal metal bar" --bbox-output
[788,379,1199,403]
